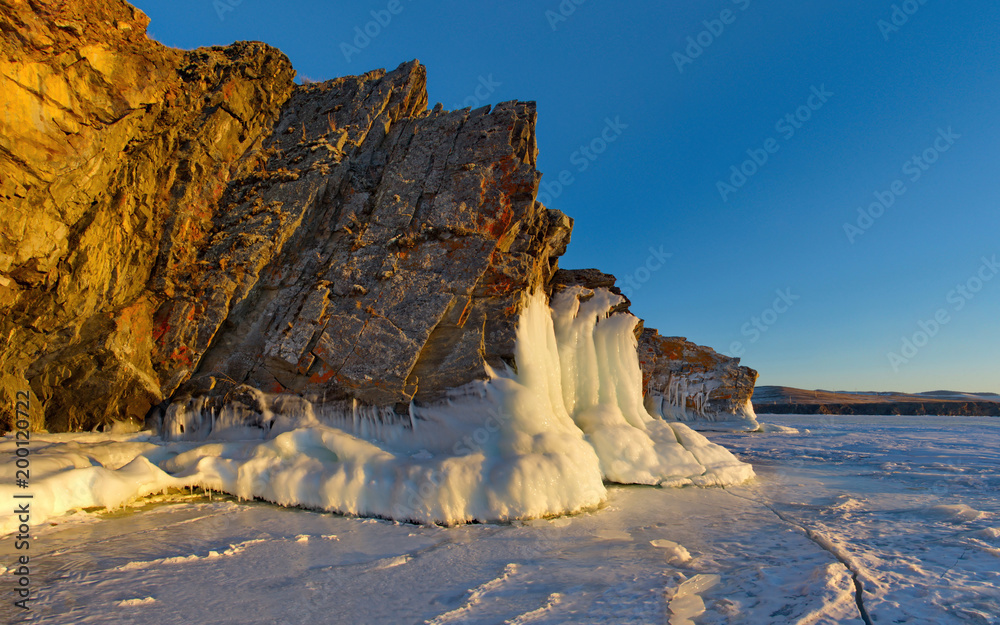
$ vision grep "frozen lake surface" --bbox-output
[4,415,999,624]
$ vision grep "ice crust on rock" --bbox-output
[649,393,762,432]
[0,288,752,532]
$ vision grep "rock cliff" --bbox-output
[0,0,752,432]
[637,331,759,430]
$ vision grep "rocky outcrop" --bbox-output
[1,1,297,430]
[0,0,571,431]
[637,331,759,430]
[0,0,752,434]
[155,64,573,415]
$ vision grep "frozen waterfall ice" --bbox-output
[0,287,753,533]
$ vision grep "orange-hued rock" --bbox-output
[1,0,745,433]
[1,0,297,430]
[637,330,759,428]
[0,0,570,431]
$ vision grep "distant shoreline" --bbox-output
[754,401,1000,417]
[753,385,1000,417]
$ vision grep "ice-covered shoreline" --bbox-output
[0,288,752,533]
[2,415,996,624]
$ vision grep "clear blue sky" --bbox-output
[131,0,1000,393]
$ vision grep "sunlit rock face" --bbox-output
[638,332,760,431]
[0,0,572,431]
[167,68,572,414]
[1,0,752,436]
[1,0,296,431]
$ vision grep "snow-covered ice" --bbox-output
[1,414,997,623]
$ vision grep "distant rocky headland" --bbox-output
[754,386,1000,417]
[0,0,757,433]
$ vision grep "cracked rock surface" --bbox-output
[0,1,570,430]
[1,0,748,432]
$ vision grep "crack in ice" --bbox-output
[721,488,874,625]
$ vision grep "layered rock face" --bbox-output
[637,331,759,430]
[2,1,294,430]
[0,0,570,431]
[181,78,570,413]
[0,0,753,433]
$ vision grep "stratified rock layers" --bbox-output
[0,1,571,431]
[637,331,759,430]
[0,0,753,433]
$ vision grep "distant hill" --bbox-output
[753,386,1000,416]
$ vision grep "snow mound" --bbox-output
[754,422,799,433]
[924,504,987,523]
[0,288,753,532]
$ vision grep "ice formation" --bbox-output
[0,288,753,532]
[647,372,761,432]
